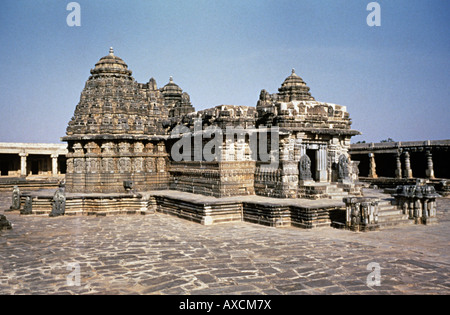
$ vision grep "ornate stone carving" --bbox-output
[392,183,440,225]
[118,157,131,173]
[101,158,115,173]
[343,197,380,231]
[21,195,33,215]
[9,185,21,211]
[101,142,116,154]
[146,158,156,172]
[145,143,154,153]
[85,141,100,154]
[66,158,74,173]
[74,158,85,173]
[299,155,312,181]
[86,158,99,173]
[338,154,350,181]
[50,188,66,217]
[62,52,361,198]
[133,157,144,173]
[134,142,144,153]
[73,142,84,154]
[118,142,131,154]
[157,157,166,173]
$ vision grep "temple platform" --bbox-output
[10,189,349,229]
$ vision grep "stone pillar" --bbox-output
[403,151,413,179]
[19,153,28,177]
[51,154,59,176]
[395,152,402,179]
[316,145,328,182]
[425,150,435,179]
[368,153,378,178]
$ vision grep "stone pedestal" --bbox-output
[343,197,380,232]
[392,184,440,225]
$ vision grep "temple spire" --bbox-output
[109,47,114,56]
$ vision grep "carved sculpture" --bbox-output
[299,155,313,181]
[344,197,380,231]
[9,185,21,211]
[21,195,33,215]
[50,188,66,217]
[338,154,350,181]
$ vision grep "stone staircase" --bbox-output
[327,184,349,200]
[377,197,413,228]
[299,183,349,200]
[332,190,415,230]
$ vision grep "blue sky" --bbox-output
[0,0,448,143]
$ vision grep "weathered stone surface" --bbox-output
[0,190,449,295]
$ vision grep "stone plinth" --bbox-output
[19,191,150,216]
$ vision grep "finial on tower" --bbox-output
[109,47,114,55]
[292,68,296,74]
[169,76,173,82]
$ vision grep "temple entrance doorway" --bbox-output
[306,149,317,182]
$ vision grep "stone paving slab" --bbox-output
[0,190,449,295]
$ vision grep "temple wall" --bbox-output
[65,140,170,193]
[169,161,255,198]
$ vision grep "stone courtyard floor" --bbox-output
[0,189,449,295]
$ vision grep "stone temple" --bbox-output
[63,48,361,199]
[5,48,441,230]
